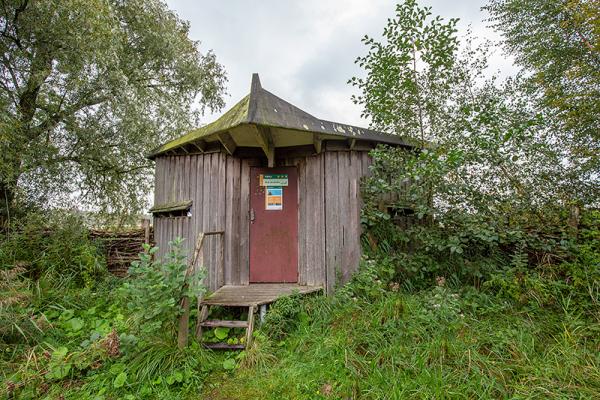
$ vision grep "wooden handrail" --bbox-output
[177,230,225,349]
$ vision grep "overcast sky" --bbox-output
[165,0,515,128]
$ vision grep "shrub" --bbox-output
[361,145,595,295]
[262,294,306,341]
[119,239,206,338]
[0,212,106,289]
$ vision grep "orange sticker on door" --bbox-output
[265,187,283,210]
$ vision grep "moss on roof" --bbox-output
[149,95,250,157]
[149,74,416,158]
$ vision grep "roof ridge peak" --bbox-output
[248,73,262,122]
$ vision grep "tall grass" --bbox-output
[206,284,600,399]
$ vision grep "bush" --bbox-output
[262,294,306,341]
[361,146,596,295]
[0,212,106,289]
[119,239,206,338]
[485,211,600,315]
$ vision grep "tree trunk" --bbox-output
[0,181,14,231]
[0,42,53,230]
[412,44,426,146]
[568,203,581,239]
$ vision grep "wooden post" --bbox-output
[195,305,209,341]
[195,231,224,341]
[246,306,256,348]
[177,233,205,349]
[194,241,206,338]
[220,232,225,287]
[141,218,151,245]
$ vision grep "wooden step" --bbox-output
[200,320,248,328]
[203,343,245,350]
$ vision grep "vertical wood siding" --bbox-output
[277,151,371,293]
[153,151,372,293]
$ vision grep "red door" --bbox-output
[249,167,298,283]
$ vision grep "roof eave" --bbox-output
[147,94,251,159]
[147,74,420,159]
[147,121,248,159]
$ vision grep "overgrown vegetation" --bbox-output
[204,263,600,398]
[2,219,598,398]
[209,0,598,397]
[1,228,216,399]
[0,213,106,289]
[120,240,205,338]
[1,0,598,398]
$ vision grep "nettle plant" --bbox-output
[120,239,206,337]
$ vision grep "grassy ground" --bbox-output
[2,271,599,399]
[204,286,600,399]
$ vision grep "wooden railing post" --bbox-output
[195,231,224,340]
[141,218,151,245]
[177,233,205,349]
[177,230,225,349]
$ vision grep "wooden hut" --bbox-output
[149,74,414,298]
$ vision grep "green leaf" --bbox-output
[47,362,71,380]
[110,363,125,375]
[113,371,127,388]
[173,370,183,383]
[167,371,183,385]
[67,317,84,332]
[222,358,236,370]
[52,346,69,361]
[60,310,75,321]
[214,327,230,340]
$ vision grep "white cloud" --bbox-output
[166,0,516,128]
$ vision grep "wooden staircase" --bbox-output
[196,304,256,350]
[176,232,322,351]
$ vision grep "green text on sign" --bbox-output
[260,174,288,186]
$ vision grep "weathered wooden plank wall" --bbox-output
[153,150,372,293]
[154,153,260,291]
[278,151,371,293]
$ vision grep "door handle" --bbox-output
[250,209,255,222]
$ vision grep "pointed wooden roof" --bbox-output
[149,74,414,159]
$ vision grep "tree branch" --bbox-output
[1,53,20,91]
[30,94,110,139]
[18,46,53,129]
[54,155,153,176]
